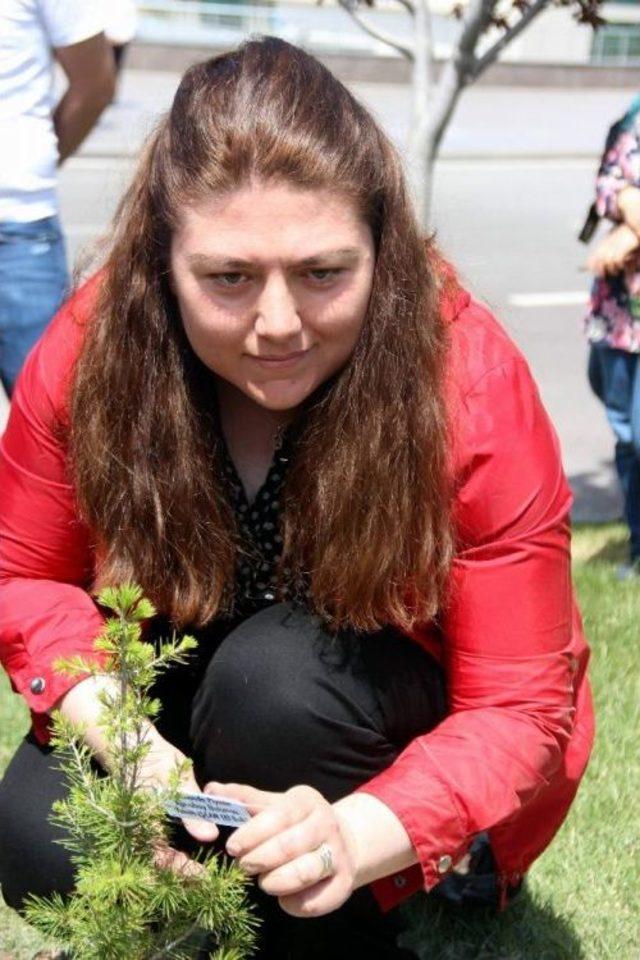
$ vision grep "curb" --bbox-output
[124,40,640,89]
[73,148,601,163]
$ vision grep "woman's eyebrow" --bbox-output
[186,253,247,269]
[186,248,361,270]
[296,248,361,266]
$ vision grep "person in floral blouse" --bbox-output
[585,94,640,576]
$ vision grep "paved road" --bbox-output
[3,72,631,521]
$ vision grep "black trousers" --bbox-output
[0,603,446,958]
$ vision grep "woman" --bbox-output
[0,39,593,958]
[585,94,640,578]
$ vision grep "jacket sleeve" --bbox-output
[0,312,106,730]
[357,356,577,892]
[595,122,640,222]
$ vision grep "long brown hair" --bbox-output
[70,37,453,632]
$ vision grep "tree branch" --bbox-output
[457,0,497,69]
[471,0,551,78]
[458,0,498,57]
[150,920,201,960]
[391,0,415,13]
[422,0,495,154]
[336,0,415,59]
[67,738,138,828]
[425,58,464,158]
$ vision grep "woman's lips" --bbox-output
[249,349,310,368]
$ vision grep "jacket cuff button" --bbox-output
[393,874,407,889]
[437,854,453,874]
[30,677,46,695]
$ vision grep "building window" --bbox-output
[592,24,640,64]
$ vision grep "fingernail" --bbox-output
[227,841,239,856]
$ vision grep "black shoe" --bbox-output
[430,833,523,908]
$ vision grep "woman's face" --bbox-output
[169,182,376,412]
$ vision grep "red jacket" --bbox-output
[0,278,594,912]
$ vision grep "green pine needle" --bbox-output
[24,584,258,960]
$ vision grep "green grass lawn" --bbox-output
[1,523,638,959]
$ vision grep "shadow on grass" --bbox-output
[571,521,629,567]
[583,536,628,566]
[401,886,585,960]
[568,466,621,526]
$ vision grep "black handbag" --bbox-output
[578,201,601,245]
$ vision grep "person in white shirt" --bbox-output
[0,0,115,395]
[105,0,138,73]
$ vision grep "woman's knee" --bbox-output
[189,606,349,770]
[189,603,444,798]
[190,605,381,792]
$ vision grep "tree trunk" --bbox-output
[410,118,438,230]
[408,0,554,230]
[411,51,467,231]
[408,0,437,230]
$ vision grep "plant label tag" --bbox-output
[165,792,251,828]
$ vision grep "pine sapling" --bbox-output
[24,584,258,960]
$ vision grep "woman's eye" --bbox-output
[306,268,342,283]
[212,273,247,287]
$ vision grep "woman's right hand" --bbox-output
[53,676,219,877]
[137,735,220,878]
[138,733,220,841]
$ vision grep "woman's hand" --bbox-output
[136,735,222,880]
[618,185,640,236]
[587,223,639,277]
[205,781,359,917]
[138,735,220,847]
[54,676,218,877]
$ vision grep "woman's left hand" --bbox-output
[203,781,359,917]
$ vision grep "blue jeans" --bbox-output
[0,216,68,395]
[588,343,640,562]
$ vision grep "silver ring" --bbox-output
[316,842,335,879]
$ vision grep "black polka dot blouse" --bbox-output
[220,430,294,615]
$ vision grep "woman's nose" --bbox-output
[253,275,302,340]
